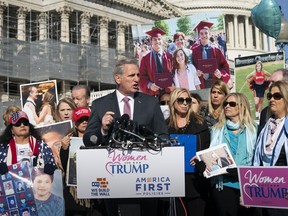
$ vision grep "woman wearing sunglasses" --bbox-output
[253,81,288,216]
[167,88,210,216]
[0,111,56,175]
[209,92,257,216]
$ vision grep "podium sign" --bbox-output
[76,146,185,198]
[239,166,288,209]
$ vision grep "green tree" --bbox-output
[217,15,224,30]
[154,20,169,35]
[176,16,192,35]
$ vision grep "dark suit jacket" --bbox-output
[83,91,168,146]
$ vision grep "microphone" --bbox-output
[90,135,98,145]
[138,125,156,138]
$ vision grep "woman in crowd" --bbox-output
[173,48,201,91]
[253,81,288,216]
[32,168,64,216]
[35,91,56,125]
[2,105,21,127]
[56,97,76,122]
[209,92,257,216]
[246,61,271,119]
[167,88,210,216]
[190,93,202,114]
[201,80,229,129]
[0,111,55,175]
[173,32,192,63]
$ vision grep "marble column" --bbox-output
[56,6,73,43]
[117,21,127,59]
[239,18,245,48]
[233,15,239,48]
[38,12,48,40]
[269,37,276,51]
[80,12,92,44]
[255,26,260,50]
[99,17,111,68]
[228,19,234,48]
[245,16,251,49]
[262,33,268,51]
[17,7,30,41]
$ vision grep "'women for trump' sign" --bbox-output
[238,167,288,209]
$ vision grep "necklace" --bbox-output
[178,120,190,134]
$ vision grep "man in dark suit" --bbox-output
[83,58,168,216]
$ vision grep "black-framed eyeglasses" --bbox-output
[176,97,192,105]
[223,101,238,107]
[267,92,283,100]
[160,100,169,105]
[13,121,29,127]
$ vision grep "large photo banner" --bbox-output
[234,52,285,119]
[238,166,288,209]
[77,147,185,199]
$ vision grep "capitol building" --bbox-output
[0,0,279,101]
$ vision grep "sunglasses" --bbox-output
[13,121,29,127]
[176,97,192,105]
[223,101,238,107]
[160,100,169,105]
[267,92,283,100]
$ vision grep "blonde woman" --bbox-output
[167,88,210,216]
[210,92,257,216]
[201,80,229,129]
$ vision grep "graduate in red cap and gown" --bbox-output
[191,21,230,89]
[139,27,173,96]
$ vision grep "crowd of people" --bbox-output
[0,20,287,216]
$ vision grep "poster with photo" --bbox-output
[35,120,73,168]
[196,144,236,178]
[20,80,58,127]
[0,162,38,216]
[31,168,64,216]
[132,11,230,90]
[66,137,84,186]
[234,52,285,119]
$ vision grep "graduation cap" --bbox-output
[193,20,214,32]
[146,27,166,38]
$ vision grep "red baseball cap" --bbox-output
[146,27,166,38]
[10,111,29,125]
[72,107,91,122]
[193,20,214,32]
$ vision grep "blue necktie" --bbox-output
[156,53,163,73]
[202,47,207,59]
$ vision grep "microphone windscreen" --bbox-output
[90,135,98,144]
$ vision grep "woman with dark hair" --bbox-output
[173,48,201,91]
[173,32,192,63]
[0,111,55,175]
[167,88,210,216]
[190,93,202,114]
[246,61,271,119]
[32,168,64,216]
[253,81,288,216]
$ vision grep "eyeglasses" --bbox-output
[267,92,283,100]
[13,121,29,127]
[223,101,238,107]
[160,100,169,105]
[176,97,192,105]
